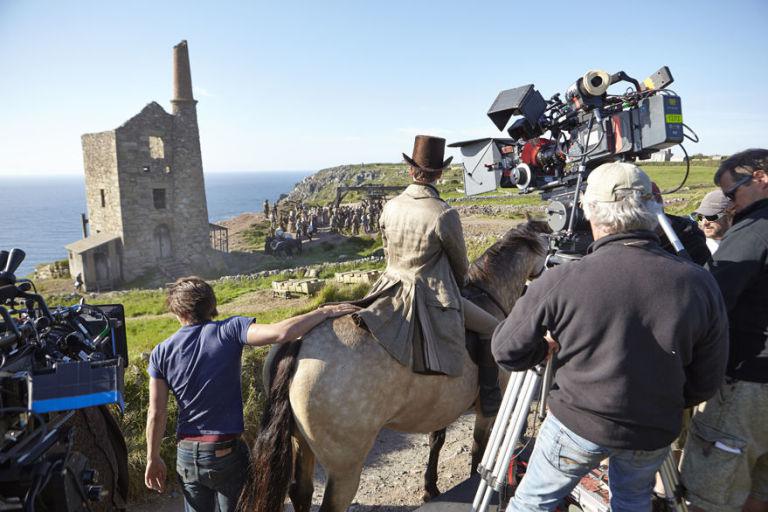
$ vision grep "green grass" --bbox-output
[290,235,383,265]
[126,317,180,358]
[643,164,717,191]
[644,164,721,216]
[467,237,499,262]
[241,220,272,251]
[93,290,168,317]
[440,163,720,219]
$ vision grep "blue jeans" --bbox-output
[176,440,250,512]
[508,414,669,512]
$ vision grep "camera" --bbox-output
[0,248,128,510]
[451,66,691,261]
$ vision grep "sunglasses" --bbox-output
[693,212,726,222]
[723,174,753,201]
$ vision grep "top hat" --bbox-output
[402,135,453,172]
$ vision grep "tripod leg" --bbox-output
[658,452,688,512]
[479,371,525,476]
[472,367,547,512]
[472,370,531,512]
[472,372,523,511]
[490,371,540,490]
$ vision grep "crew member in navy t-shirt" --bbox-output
[144,276,357,512]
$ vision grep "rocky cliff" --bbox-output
[282,163,412,204]
[282,163,465,205]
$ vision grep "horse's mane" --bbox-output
[467,219,550,285]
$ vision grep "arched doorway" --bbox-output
[154,224,172,259]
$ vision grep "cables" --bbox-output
[662,144,691,195]
[683,123,700,143]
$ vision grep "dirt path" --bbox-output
[462,216,523,239]
[217,289,315,317]
[133,414,476,511]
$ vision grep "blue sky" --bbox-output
[1,0,766,175]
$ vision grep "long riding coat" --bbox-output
[355,183,468,376]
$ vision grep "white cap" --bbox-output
[583,162,653,203]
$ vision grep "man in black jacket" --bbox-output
[492,161,729,512]
[681,149,768,512]
[651,182,711,266]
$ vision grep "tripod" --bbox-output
[472,358,688,512]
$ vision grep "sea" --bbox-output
[0,171,312,278]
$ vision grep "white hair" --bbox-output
[582,190,662,234]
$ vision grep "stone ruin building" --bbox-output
[67,40,227,291]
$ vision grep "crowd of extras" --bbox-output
[262,198,385,241]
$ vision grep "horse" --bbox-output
[241,220,550,512]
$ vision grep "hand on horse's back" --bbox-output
[320,303,360,319]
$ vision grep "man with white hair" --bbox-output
[491,161,729,511]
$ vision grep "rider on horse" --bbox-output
[354,135,503,415]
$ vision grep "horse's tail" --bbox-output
[239,341,301,512]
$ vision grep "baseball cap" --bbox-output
[583,162,653,203]
[693,190,732,217]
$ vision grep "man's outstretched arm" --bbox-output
[246,303,359,346]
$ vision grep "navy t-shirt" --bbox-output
[148,316,253,436]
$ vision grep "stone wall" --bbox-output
[80,98,216,283]
[68,238,123,292]
[113,102,178,280]
[82,131,121,237]
[34,260,70,280]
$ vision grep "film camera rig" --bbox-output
[0,248,128,511]
[451,66,699,262]
[449,68,697,511]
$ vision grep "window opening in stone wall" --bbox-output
[153,188,167,209]
[165,165,172,174]
[100,189,106,207]
[149,136,165,159]
[142,165,151,173]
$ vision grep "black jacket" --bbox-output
[659,214,710,266]
[492,231,729,450]
[707,198,768,382]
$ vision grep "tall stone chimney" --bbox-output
[167,39,210,261]
[171,40,196,113]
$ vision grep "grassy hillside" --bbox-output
[292,161,722,217]
[284,162,466,205]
